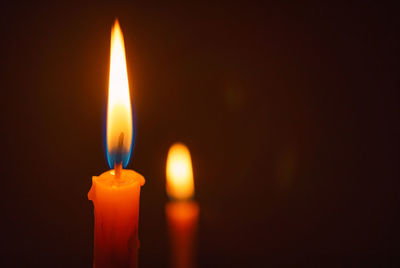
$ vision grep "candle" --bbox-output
[165,143,199,268]
[88,19,145,268]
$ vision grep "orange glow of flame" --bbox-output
[166,143,195,200]
[106,19,133,168]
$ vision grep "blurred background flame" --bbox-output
[166,143,194,200]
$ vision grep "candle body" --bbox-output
[166,201,199,268]
[88,169,145,268]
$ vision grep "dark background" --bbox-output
[0,1,398,267]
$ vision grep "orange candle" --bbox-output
[165,143,199,268]
[88,20,145,268]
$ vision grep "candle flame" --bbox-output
[106,19,133,168]
[166,143,195,200]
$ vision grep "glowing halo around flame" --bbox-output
[106,19,133,168]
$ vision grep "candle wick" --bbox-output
[115,162,122,180]
[114,132,124,180]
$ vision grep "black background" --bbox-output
[0,1,398,267]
